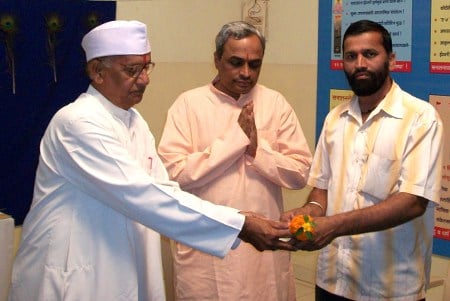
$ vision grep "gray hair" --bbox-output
[215,21,265,59]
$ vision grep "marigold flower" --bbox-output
[289,214,316,241]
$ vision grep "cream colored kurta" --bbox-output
[159,83,312,300]
[8,86,245,301]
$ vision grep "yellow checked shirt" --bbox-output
[308,82,443,301]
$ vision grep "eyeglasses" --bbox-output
[119,61,156,78]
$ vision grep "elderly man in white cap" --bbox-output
[7,20,295,301]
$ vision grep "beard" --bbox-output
[345,61,389,96]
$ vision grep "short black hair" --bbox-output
[342,19,393,54]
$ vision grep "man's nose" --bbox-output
[136,70,150,85]
[355,54,367,68]
[240,63,250,77]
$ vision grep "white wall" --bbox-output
[117,0,318,65]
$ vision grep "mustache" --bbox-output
[352,68,370,77]
[350,72,375,83]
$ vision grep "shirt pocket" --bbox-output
[360,152,401,200]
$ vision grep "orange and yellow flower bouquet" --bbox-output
[289,214,316,241]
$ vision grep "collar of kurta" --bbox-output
[209,80,256,107]
[87,85,136,128]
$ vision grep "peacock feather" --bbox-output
[85,12,100,31]
[45,13,63,83]
[0,14,17,94]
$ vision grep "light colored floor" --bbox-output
[292,251,448,301]
[293,251,317,301]
[295,277,315,301]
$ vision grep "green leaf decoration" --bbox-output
[294,228,304,237]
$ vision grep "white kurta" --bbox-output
[158,83,312,300]
[8,86,245,301]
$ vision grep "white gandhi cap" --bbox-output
[81,20,151,62]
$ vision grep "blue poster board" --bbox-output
[317,0,450,257]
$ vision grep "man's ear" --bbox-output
[213,51,220,68]
[388,52,396,71]
[87,60,105,84]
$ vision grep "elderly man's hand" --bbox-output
[238,212,296,251]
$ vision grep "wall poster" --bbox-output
[331,0,412,72]
[430,95,450,242]
[430,0,450,73]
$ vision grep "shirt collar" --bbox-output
[378,81,404,119]
[339,81,404,119]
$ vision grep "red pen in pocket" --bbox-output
[148,156,153,171]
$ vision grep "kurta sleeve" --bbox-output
[249,94,312,189]
[47,109,244,258]
[158,93,251,190]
